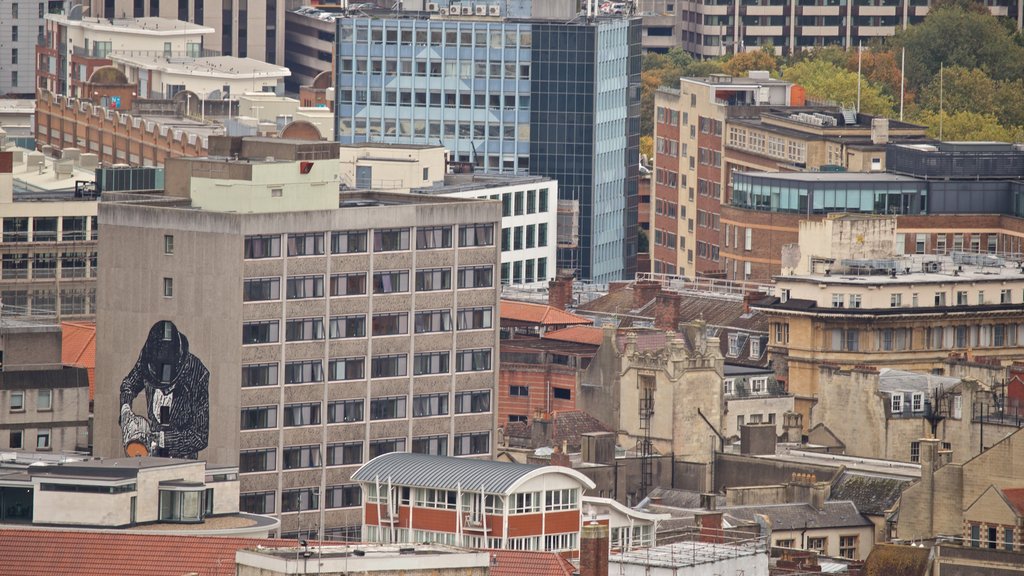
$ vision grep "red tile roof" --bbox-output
[490,549,576,576]
[1001,487,1024,516]
[0,529,298,576]
[61,321,96,401]
[543,326,605,346]
[500,300,592,327]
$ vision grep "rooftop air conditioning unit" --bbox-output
[461,5,473,14]
[449,4,461,13]
[488,4,500,15]
[426,2,438,10]
[475,4,487,14]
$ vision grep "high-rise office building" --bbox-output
[333,1,641,282]
[94,137,501,538]
[0,1,63,97]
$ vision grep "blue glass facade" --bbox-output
[334,15,640,282]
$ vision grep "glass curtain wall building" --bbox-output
[334,14,640,282]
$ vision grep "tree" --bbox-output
[917,66,999,117]
[846,48,906,100]
[889,6,1024,90]
[782,59,895,117]
[913,109,1024,142]
[640,48,724,137]
[722,46,780,78]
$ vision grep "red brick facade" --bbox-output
[695,117,724,277]
[652,106,681,275]
[498,364,579,424]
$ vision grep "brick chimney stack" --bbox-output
[633,280,661,309]
[548,273,574,311]
[579,523,609,576]
[653,292,682,332]
[695,511,724,544]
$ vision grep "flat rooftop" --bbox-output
[413,173,555,195]
[780,253,1024,286]
[612,538,767,568]
[735,170,920,183]
[109,55,290,79]
[755,449,921,479]
[246,543,477,561]
[48,15,214,35]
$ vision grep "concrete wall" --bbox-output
[0,367,91,452]
[338,146,446,192]
[714,453,839,492]
[33,488,134,526]
[724,395,794,438]
[0,330,62,370]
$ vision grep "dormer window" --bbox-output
[891,393,903,413]
[728,333,741,356]
[912,392,924,412]
[750,338,761,359]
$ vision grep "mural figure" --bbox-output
[119,320,210,459]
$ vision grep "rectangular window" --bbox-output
[910,441,921,462]
[283,446,322,470]
[373,271,409,293]
[553,387,571,400]
[891,393,903,413]
[10,430,22,449]
[912,392,924,412]
[242,321,279,344]
[241,491,276,514]
[412,435,448,456]
[330,273,366,296]
[283,403,321,427]
[457,307,492,330]
[242,363,278,387]
[243,278,280,301]
[415,268,451,291]
[454,432,489,456]
[329,315,366,339]
[459,224,494,247]
[455,390,490,414]
[514,191,524,215]
[413,352,449,376]
[416,226,452,249]
[839,536,857,559]
[327,442,363,465]
[326,485,362,508]
[370,396,407,420]
[539,189,549,212]
[287,233,324,256]
[373,228,410,251]
[513,227,523,250]
[372,313,408,336]
[545,489,578,511]
[510,385,528,397]
[414,310,452,333]
[284,360,323,384]
[281,488,319,511]
[371,354,408,378]
[286,275,324,299]
[285,317,325,341]
[328,400,364,423]
[331,231,368,253]
[328,357,365,381]
[164,235,174,254]
[456,349,492,372]
[806,537,827,554]
[245,235,282,259]
[163,278,173,298]
[241,406,277,430]
[413,393,449,417]
[457,266,493,289]
[239,449,276,473]
[369,438,406,458]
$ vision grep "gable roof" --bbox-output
[489,550,576,576]
[1000,487,1024,517]
[543,325,605,346]
[0,528,296,576]
[351,452,596,494]
[830,472,911,516]
[724,501,872,531]
[61,321,96,401]
[500,300,592,327]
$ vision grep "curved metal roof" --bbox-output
[351,453,594,495]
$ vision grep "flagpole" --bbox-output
[856,41,862,113]
[939,62,944,140]
[899,47,906,122]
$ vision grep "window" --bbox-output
[1005,528,1014,552]
[512,492,540,514]
[546,489,578,511]
[9,430,22,449]
[911,392,924,412]
[330,273,366,296]
[413,393,449,417]
[416,226,452,249]
[331,231,367,253]
[458,266,493,288]
[510,385,528,397]
[514,191,524,215]
[243,278,280,301]
[326,485,362,509]
[935,292,947,306]
[456,349,491,372]
[243,236,280,259]
[329,315,366,339]
[9,387,24,409]
[372,313,408,336]
[32,429,49,450]
[283,446,322,470]
[552,387,572,400]
[457,307,492,330]
[241,406,277,430]
[285,317,325,341]
[849,294,861,308]
[891,293,902,307]
[281,488,319,512]
[373,271,410,293]
[239,449,276,473]
[371,355,407,378]
[750,339,761,359]
[413,352,449,376]
[164,235,174,254]
[806,537,827,554]
[454,432,489,455]
[830,329,860,352]
[1001,289,1012,304]
[832,294,845,308]
[163,278,173,297]
[369,438,406,458]
[413,435,448,456]
[459,224,494,247]
[414,310,452,333]
[838,535,857,559]
[890,393,903,413]
[328,400,364,423]
[776,539,795,548]
[416,268,451,291]
[284,360,323,384]
[371,396,407,420]
[242,363,278,387]
[539,189,549,212]
[956,291,969,306]
[286,276,324,300]
[327,442,363,465]
[242,321,279,344]
[455,390,490,414]
[538,223,548,247]
[910,441,920,462]
[373,228,410,251]
[284,403,321,427]
[287,233,324,256]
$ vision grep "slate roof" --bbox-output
[0,529,297,576]
[724,501,872,530]
[351,452,594,494]
[878,368,963,395]
[500,300,592,327]
[861,544,931,576]
[829,472,911,516]
[644,487,726,510]
[61,321,96,401]
[503,410,613,450]
[490,550,576,576]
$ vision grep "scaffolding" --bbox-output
[637,384,654,498]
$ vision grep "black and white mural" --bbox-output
[119,320,210,459]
